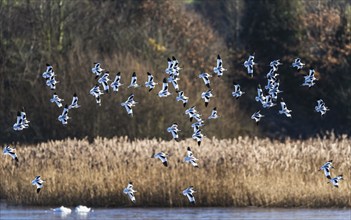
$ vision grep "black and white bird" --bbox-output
[199,73,212,88]
[145,72,157,92]
[90,84,104,106]
[42,63,55,79]
[320,160,334,179]
[3,145,18,162]
[168,75,180,92]
[292,58,305,70]
[279,98,292,118]
[251,110,264,125]
[98,72,110,93]
[255,85,265,104]
[302,68,317,88]
[185,106,202,122]
[32,176,45,193]
[128,72,140,88]
[201,89,214,107]
[208,107,219,119]
[151,151,168,167]
[158,78,171,97]
[50,93,64,108]
[91,62,104,78]
[182,186,196,204]
[232,82,245,99]
[13,111,24,131]
[68,93,80,109]
[121,94,137,116]
[176,91,189,107]
[243,54,256,77]
[328,175,343,188]
[58,104,70,125]
[46,75,59,90]
[192,129,204,146]
[213,54,226,77]
[123,182,137,204]
[167,123,180,141]
[171,56,181,75]
[270,59,282,72]
[262,95,276,109]
[315,99,329,116]
[184,147,198,168]
[20,107,30,129]
[111,72,123,93]
[191,120,205,133]
[165,57,174,75]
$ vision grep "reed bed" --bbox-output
[1,136,350,207]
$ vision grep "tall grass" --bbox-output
[1,135,350,207]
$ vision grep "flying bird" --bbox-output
[98,72,110,93]
[145,72,157,92]
[201,89,214,107]
[13,111,24,131]
[42,63,55,79]
[151,151,169,167]
[213,54,226,77]
[232,82,245,99]
[167,123,180,141]
[91,62,104,78]
[128,72,140,88]
[315,99,329,116]
[320,160,334,179]
[111,72,123,93]
[251,110,264,125]
[208,107,219,119]
[270,59,282,72]
[121,94,137,116]
[279,98,292,118]
[68,93,80,109]
[192,129,204,146]
[199,73,212,88]
[50,93,64,108]
[58,104,70,125]
[243,54,256,77]
[3,145,18,162]
[292,58,305,70]
[90,84,104,106]
[328,175,343,188]
[123,182,137,204]
[184,147,198,168]
[32,176,45,193]
[158,78,171,97]
[176,91,189,107]
[182,186,196,204]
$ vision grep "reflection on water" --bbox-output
[0,203,350,220]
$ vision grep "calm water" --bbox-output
[0,204,350,220]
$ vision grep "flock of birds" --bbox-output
[3,53,341,207]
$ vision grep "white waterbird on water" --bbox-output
[151,151,169,167]
[3,145,18,162]
[32,176,45,193]
[123,182,137,204]
[184,147,198,168]
[75,205,91,213]
[320,160,334,179]
[182,186,196,204]
[52,206,72,214]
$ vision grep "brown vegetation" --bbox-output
[1,135,350,207]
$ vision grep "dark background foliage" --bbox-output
[0,0,350,143]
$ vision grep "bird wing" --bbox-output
[186,193,195,204]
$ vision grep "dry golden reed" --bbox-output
[1,135,350,207]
